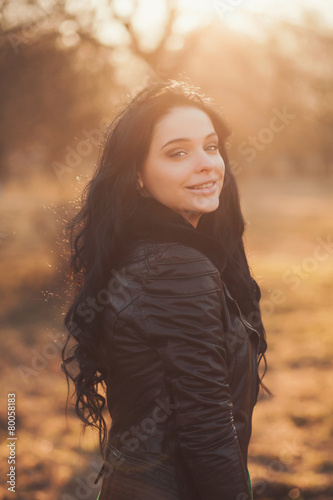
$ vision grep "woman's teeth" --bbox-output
[189,182,214,189]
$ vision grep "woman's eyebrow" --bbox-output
[161,131,218,150]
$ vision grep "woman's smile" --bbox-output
[186,178,219,195]
[137,106,225,227]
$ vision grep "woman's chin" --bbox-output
[190,195,220,213]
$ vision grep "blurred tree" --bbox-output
[0,1,332,181]
[178,14,333,180]
[0,1,115,181]
[0,0,205,181]
[264,18,333,178]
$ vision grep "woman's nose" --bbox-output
[194,150,215,171]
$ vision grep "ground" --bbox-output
[0,175,332,499]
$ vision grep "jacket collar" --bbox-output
[126,195,268,354]
[126,195,228,274]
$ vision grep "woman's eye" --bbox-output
[169,144,218,158]
[206,144,219,151]
[170,150,186,158]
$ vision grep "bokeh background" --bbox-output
[0,1,332,499]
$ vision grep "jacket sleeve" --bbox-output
[139,253,252,500]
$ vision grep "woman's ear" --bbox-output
[136,173,144,190]
[136,173,151,198]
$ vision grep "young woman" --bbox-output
[61,79,272,500]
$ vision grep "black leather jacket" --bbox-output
[96,199,262,500]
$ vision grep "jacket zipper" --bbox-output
[221,283,261,409]
[222,284,261,353]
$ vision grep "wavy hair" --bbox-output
[61,78,273,458]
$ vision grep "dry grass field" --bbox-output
[0,175,332,500]
[241,177,333,500]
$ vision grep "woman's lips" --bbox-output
[186,180,218,195]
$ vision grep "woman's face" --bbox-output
[137,106,225,228]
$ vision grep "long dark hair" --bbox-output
[61,78,272,459]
